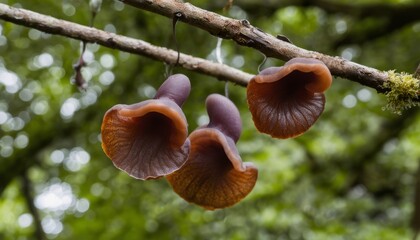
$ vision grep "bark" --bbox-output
[210,0,420,47]
[217,0,420,19]
[22,172,46,240]
[121,0,390,92]
[0,3,252,86]
[0,2,393,92]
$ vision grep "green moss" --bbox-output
[382,70,420,114]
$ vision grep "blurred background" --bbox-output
[1,0,420,239]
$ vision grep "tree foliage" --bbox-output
[1,0,420,239]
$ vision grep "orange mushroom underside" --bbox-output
[248,70,326,139]
[101,101,190,180]
[167,129,258,210]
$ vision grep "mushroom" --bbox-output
[167,94,258,210]
[101,74,191,180]
[247,57,332,139]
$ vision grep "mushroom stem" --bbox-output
[205,94,242,142]
[155,74,191,106]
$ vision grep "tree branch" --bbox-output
[21,171,46,240]
[210,0,420,47]
[0,3,252,86]
[220,0,420,19]
[120,0,390,92]
[411,158,420,239]
[1,1,418,97]
[0,117,73,195]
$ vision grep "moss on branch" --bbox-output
[383,71,420,114]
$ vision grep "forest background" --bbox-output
[1,0,420,239]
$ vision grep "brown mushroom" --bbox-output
[167,94,258,210]
[101,74,191,180]
[247,57,332,139]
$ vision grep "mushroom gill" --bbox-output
[247,57,332,139]
[101,74,191,180]
[167,94,258,210]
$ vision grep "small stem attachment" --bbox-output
[257,53,267,73]
[173,12,183,67]
[165,12,184,77]
[89,0,101,27]
[223,0,234,12]
[215,37,229,98]
[216,37,223,64]
[72,0,102,91]
[224,81,229,98]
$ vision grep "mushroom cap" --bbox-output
[101,99,190,180]
[167,94,258,210]
[166,128,258,210]
[101,74,191,180]
[247,57,332,139]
